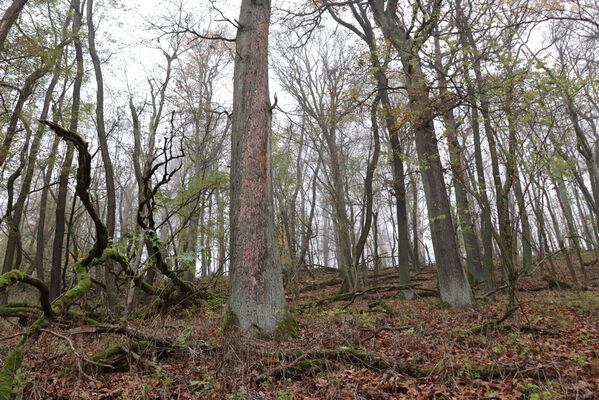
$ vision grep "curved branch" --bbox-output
[0,270,53,318]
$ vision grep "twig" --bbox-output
[40,329,114,372]
[0,332,26,342]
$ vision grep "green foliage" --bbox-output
[522,384,541,400]
[274,381,296,400]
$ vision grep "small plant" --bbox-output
[274,380,296,400]
[229,385,247,400]
[522,383,540,400]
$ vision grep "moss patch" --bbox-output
[0,337,25,399]
[222,304,239,333]
[275,312,299,340]
[52,259,91,313]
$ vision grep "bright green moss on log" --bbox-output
[89,341,149,364]
[0,306,37,315]
[51,259,90,314]
[0,270,53,318]
[0,336,25,399]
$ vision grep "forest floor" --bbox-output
[1,253,599,399]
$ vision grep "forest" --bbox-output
[0,0,598,398]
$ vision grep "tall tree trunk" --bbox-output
[0,64,49,172]
[411,179,422,271]
[50,0,83,301]
[513,170,533,272]
[87,0,118,313]
[227,0,289,337]
[1,63,60,274]
[550,172,589,283]
[433,33,484,285]
[351,97,381,290]
[34,135,60,282]
[455,0,496,293]
[368,0,474,307]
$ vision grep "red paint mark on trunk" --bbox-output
[260,144,267,179]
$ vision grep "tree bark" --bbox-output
[0,0,29,52]
[2,62,61,275]
[433,32,484,285]
[87,0,118,313]
[227,0,289,337]
[50,0,83,301]
[368,0,474,307]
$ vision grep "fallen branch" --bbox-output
[299,278,342,293]
[246,347,559,384]
[300,284,419,308]
[0,271,53,318]
[360,325,414,342]
[458,307,518,341]
[40,329,113,375]
[67,324,213,353]
[543,276,574,290]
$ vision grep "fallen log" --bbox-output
[246,347,558,384]
[300,284,420,308]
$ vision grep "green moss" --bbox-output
[0,270,28,289]
[222,304,239,332]
[0,306,37,315]
[0,337,25,399]
[52,258,91,313]
[275,312,299,340]
[367,300,396,316]
[439,300,451,310]
[90,341,149,364]
[523,383,541,400]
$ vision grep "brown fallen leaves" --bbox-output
[1,256,598,399]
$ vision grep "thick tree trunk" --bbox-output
[368,0,474,307]
[227,0,289,337]
[433,34,484,285]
